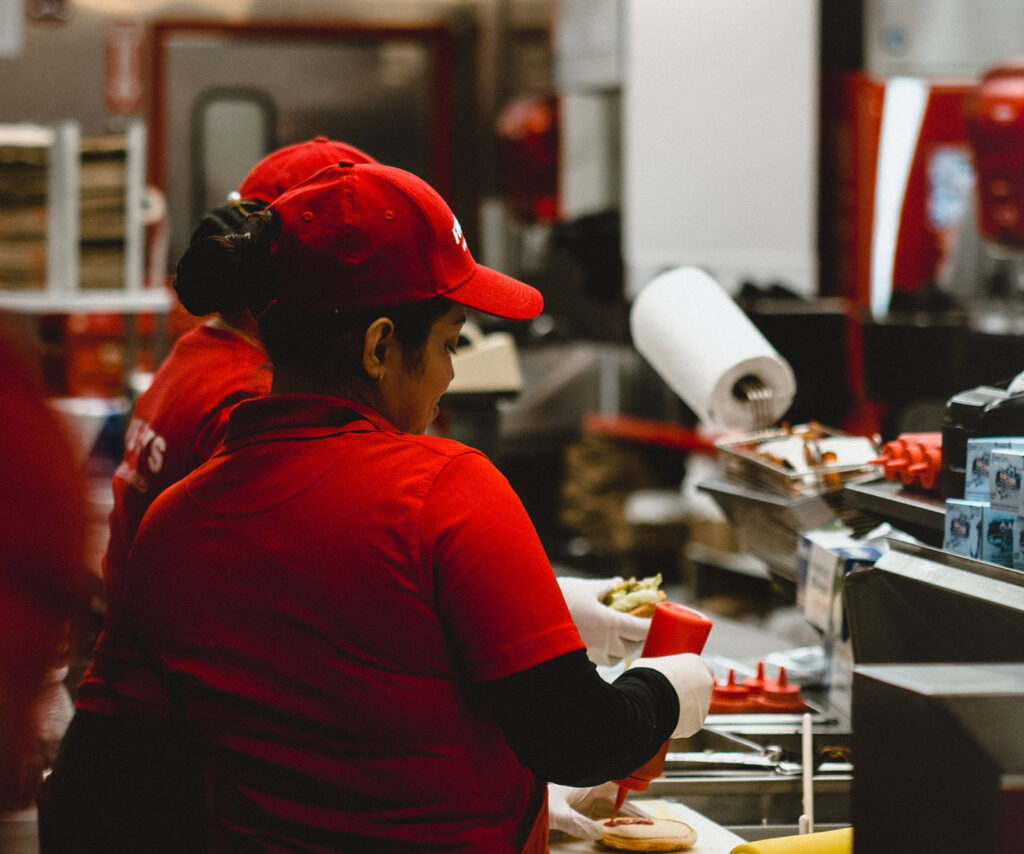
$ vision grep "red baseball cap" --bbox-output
[237,136,378,203]
[267,161,544,321]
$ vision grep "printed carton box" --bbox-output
[982,506,1015,567]
[797,531,882,640]
[965,438,1018,500]
[989,449,1024,513]
[944,498,986,560]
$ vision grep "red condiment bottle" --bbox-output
[612,602,713,815]
[709,668,754,714]
[741,660,768,696]
[753,666,806,713]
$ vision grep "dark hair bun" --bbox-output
[174,234,253,317]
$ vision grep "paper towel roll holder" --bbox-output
[733,375,775,431]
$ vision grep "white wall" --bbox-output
[621,0,819,297]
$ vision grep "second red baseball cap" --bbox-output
[268,161,543,321]
[238,136,378,204]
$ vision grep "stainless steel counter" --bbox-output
[844,536,1024,666]
[842,480,945,546]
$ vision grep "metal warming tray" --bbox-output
[698,476,879,582]
[715,423,880,498]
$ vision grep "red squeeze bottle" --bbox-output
[742,660,768,696]
[907,446,942,491]
[753,666,806,713]
[611,602,713,816]
[708,669,754,714]
[870,433,942,482]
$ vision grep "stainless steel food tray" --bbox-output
[716,423,880,498]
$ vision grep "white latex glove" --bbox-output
[14,669,74,807]
[35,676,73,769]
[557,576,650,667]
[547,781,652,841]
[632,653,714,738]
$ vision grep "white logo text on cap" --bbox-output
[452,216,467,251]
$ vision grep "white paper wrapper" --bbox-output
[630,267,796,430]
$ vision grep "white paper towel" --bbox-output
[630,267,796,430]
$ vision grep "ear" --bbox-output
[361,316,395,380]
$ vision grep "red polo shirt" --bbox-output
[126,395,584,853]
[76,322,271,718]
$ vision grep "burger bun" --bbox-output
[601,817,697,851]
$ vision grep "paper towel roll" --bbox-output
[630,268,796,430]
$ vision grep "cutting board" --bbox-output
[549,799,747,853]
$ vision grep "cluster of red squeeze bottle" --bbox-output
[868,432,942,492]
[708,662,806,714]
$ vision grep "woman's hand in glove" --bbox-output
[632,653,714,738]
[547,781,652,840]
[556,576,650,667]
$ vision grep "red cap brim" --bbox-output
[445,263,544,320]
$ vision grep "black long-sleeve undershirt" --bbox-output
[475,649,679,787]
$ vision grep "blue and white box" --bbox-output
[944,498,986,559]
[989,449,1024,513]
[965,437,1024,500]
[797,530,881,640]
[1013,516,1024,571]
[982,506,1016,567]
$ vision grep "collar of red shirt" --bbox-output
[222,395,383,453]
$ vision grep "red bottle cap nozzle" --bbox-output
[741,660,767,695]
[709,668,754,714]
[718,669,747,696]
[614,741,671,792]
[756,666,806,712]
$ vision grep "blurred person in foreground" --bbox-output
[0,318,89,825]
[123,161,714,852]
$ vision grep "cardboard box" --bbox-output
[797,531,882,640]
[1014,516,1024,571]
[944,498,986,559]
[965,438,1024,500]
[982,506,1015,567]
[988,449,1024,513]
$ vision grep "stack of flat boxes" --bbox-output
[0,130,49,290]
[944,438,1024,568]
[78,134,128,290]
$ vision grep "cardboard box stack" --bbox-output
[0,126,50,289]
[944,436,1024,568]
[79,133,128,290]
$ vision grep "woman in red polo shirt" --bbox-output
[40,139,378,854]
[124,161,714,853]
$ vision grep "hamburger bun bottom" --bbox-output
[601,817,697,851]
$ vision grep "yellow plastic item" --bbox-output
[729,826,852,854]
